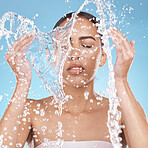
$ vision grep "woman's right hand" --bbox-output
[5,34,35,83]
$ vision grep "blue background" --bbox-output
[0,0,147,146]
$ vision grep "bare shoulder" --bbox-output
[16,98,47,146]
[96,95,122,123]
[26,96,54,110]
[99,96,127,147]
[26,96,55,120]
[95,94,110,110]
[25,97,54,143]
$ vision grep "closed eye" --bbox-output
[82,44,92,48]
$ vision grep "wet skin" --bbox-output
[2,16,135,147]
[1,8,147,146]
[21,17,127,147]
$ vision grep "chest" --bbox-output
[31,109,111,146]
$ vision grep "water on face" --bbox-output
[0,0,135,147]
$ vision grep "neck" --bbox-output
[62,80,97,115]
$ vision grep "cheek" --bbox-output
[85,50,101,73]
[85,59,97,75]
[83,49,101,64]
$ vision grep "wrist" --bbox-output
[115,77,128,90]
[115,77,128,84]
[16,78,31,87]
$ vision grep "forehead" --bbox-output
[59,16,98,36]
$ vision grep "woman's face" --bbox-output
[57,16,106,88]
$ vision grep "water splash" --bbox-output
[0,11,73,101]
[0,0,129,147]
[72,0,123,147]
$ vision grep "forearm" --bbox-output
[115,79,148,148]
[0,80,31,146]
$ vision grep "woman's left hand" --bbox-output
[107,28,135,81]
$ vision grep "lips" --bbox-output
[67,63,84,75]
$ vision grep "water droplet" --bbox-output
[0,46,3,51]
[90,99,93,103]
[0,95,3,101]
[33,14,39,19]
[84,91,89,100]
[65,0,69,3]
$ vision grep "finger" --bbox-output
[110,28,135,56]
[108,28,131,62]
[114,29,135,55]
[9,34,29,52]
[6,34,32,56]
[130,40,135,50]
[110,28,128,45]
[114,32,135,61]
[108,28,118,45]
[108,28,135,62]
[20,39,34,54]
[5,35,35,61]
[119,43,129,61]
[12,39,33,67]
[113,28,125,38]
[109,34,128,61]
[16,35,35,53]
[107,29,122,56]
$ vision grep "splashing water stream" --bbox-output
[0,0,127,147]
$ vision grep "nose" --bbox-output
[68,47,82,61]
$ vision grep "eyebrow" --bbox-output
[79,36,96,41]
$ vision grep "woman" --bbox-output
[0,11,147,148]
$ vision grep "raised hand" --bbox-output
[107,28,135,81]
[5,34,35,82]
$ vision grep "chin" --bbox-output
[62,77,91,88]
[62,69,95,88]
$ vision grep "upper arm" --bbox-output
[16,99,34,147]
